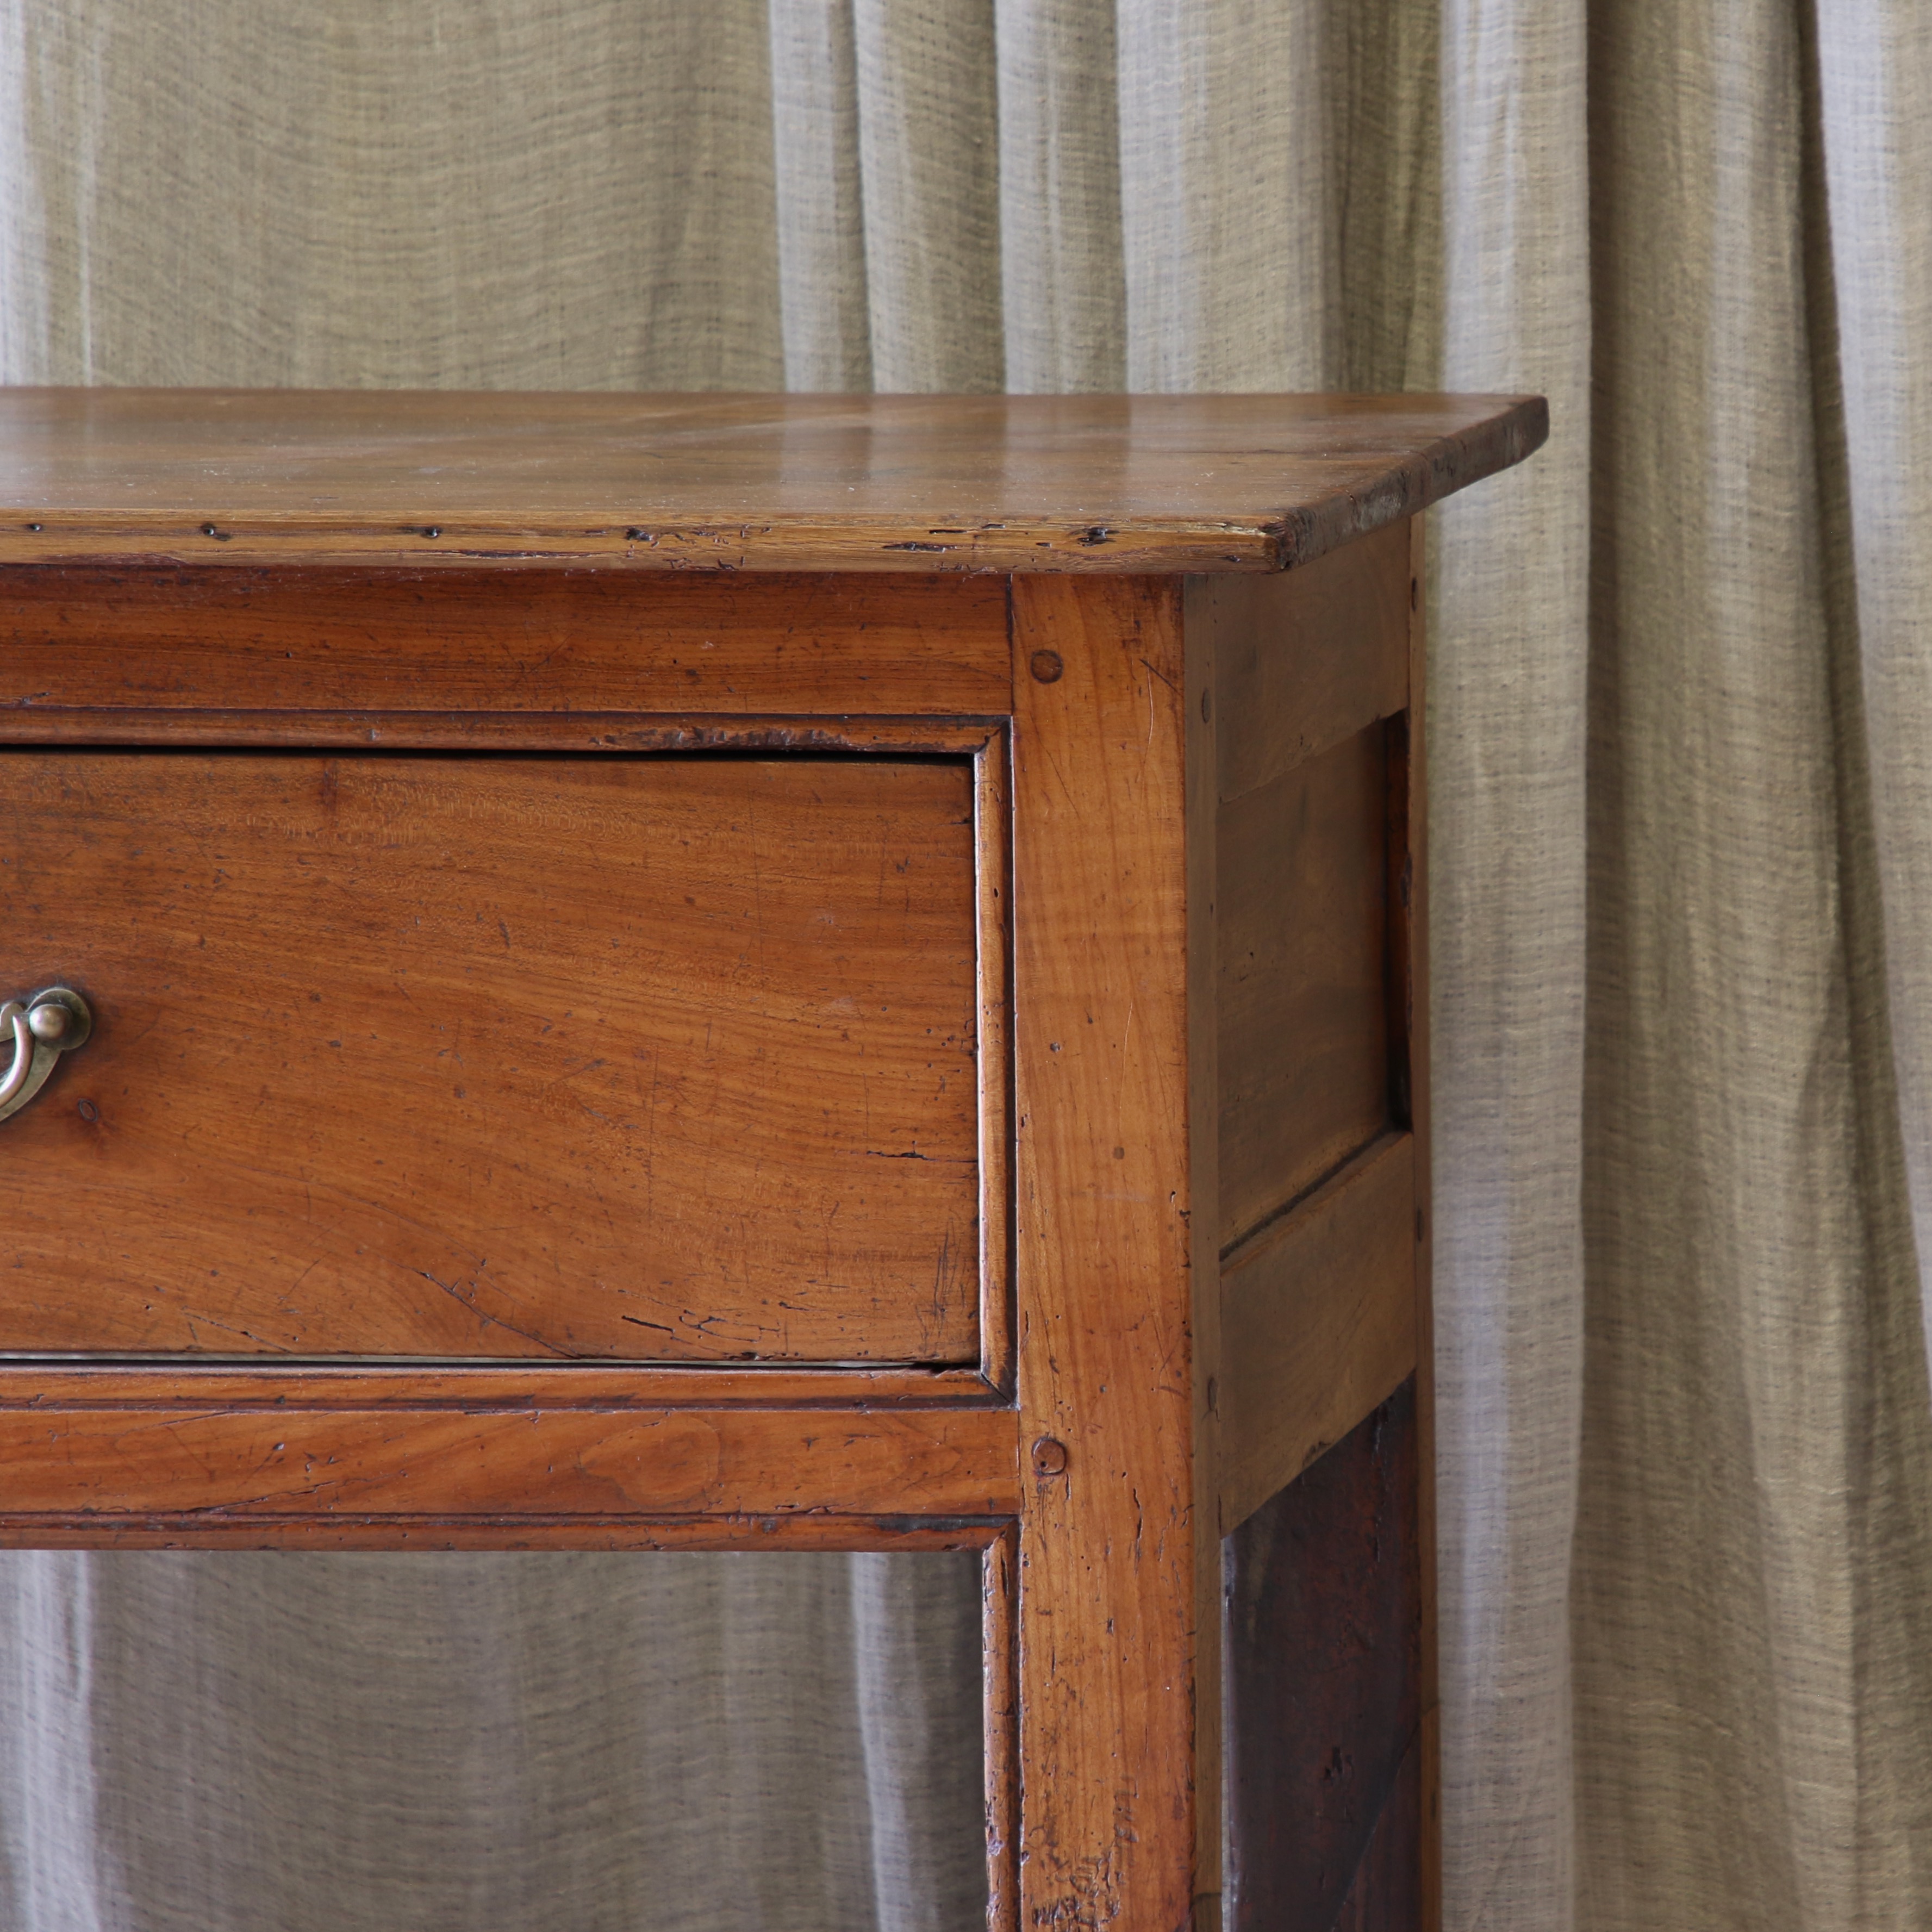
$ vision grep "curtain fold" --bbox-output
[769,0,872,389]
[1574,4,1932,1927]
[993,0,1124,392]
[851,0,1003,391]
[1,3,1929,1927]
[0,1,788,387]
[1115,0,1332,390]
[1816,10,1932,1384]
[1431,1,1590,1924]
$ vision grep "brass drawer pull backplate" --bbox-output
[0,989,92,1124]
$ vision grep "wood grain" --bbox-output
[1332,1732,1424,1932]
[0,750,982,1362]
[1218,1133,1418,1532]
[1199,518,1412,806]
[983,1524,1022,1932]
[1219,722,1394,1247]
[0,713,1008,755]
[1011,575,1200,1932]
[1407,514,1442,1931]
[0,1403,1022,1519]
[0,1364,1001,1411]
[0,390,1547,572]
[1224,1380,1420,1932]
[973,726,1018,1397]
[1186,563,1227,1923]
[0,567,1010,717]
[0,1516,1012,1551]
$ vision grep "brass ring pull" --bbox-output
[0,988,92,1124]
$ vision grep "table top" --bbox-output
[0,389,1545,574]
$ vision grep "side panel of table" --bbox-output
[1193,519,1436,1931]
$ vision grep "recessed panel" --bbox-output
[1219,722,1395,1247]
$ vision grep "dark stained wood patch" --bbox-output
[1333,1729,1422,1932]
[1225,1376,1420,1931]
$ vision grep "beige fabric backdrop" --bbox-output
[2,3,1930,1928]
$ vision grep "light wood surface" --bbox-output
[0,1516,1009,1551]
[0,750,983,1362]
[0,389,1546,572]
[0,567,1010,716]
[1011,575,1200,1932]
[0,1401,1021,1519]
[0,1362,999,1410]
[0,713,1004,757]
[1218,1131,1418,1534]
[983,1525,1022,1932]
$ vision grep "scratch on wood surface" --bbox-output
[1031,1791,1144,1928]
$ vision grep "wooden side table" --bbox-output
[0,390,1543,1930]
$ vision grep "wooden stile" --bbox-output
[1011,575,1201,1932]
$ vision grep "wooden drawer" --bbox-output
[0,748,986,1364]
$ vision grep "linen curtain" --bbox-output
[2,4,1930,1928]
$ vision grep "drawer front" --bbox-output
[0,751,982,1363]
